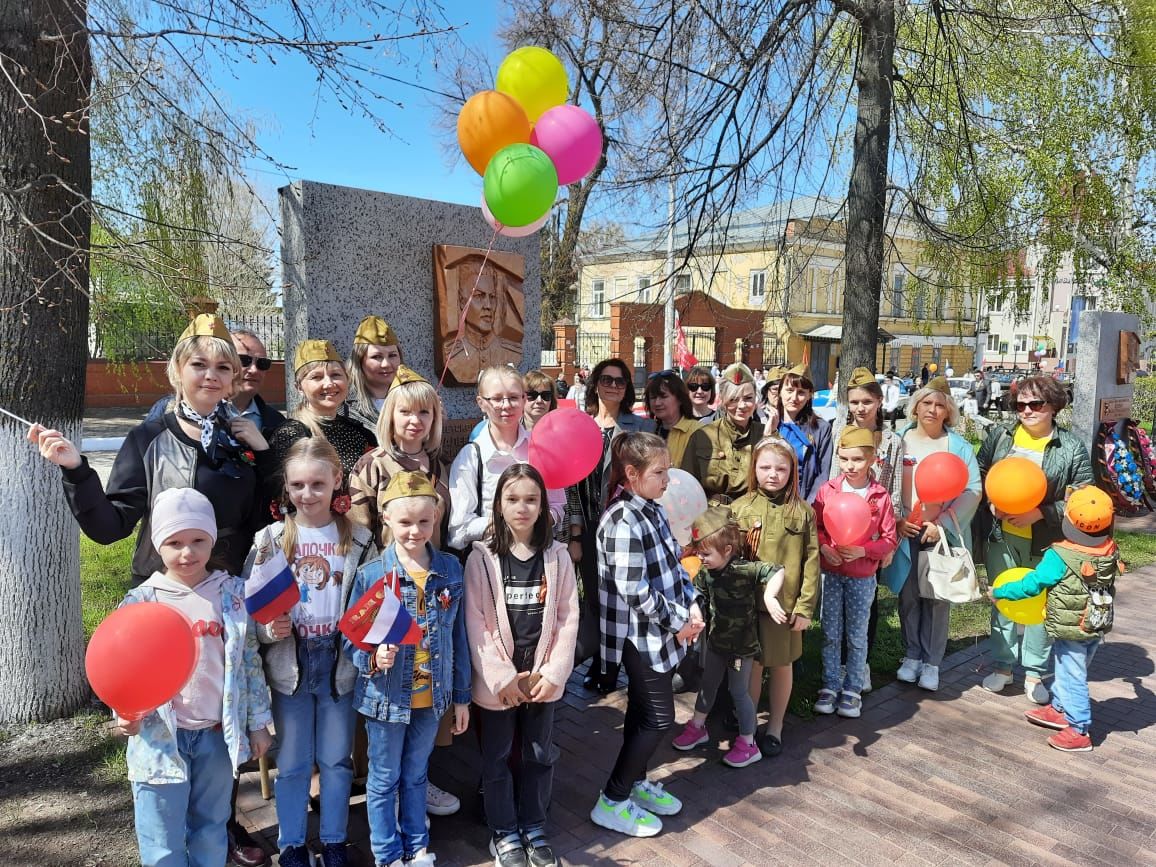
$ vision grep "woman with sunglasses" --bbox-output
[681,363,764,504]
[643,371,701,468]
[576,359,655,693]
[976,375,1091,704]
[524,370,584,564]
[685,366,718,422]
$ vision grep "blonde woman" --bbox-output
[345,315,404,430]
[270,339,377,482]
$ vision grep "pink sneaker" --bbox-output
[672,720,709,751]
[723,738,762,768]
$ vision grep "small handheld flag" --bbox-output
[244,536,300,624]
[339,571,423,652]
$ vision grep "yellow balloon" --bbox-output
[992,567,1047,625]
[496,46,569,122]
[928,363,939,373]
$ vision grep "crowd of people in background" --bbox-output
[25,316,1114,867]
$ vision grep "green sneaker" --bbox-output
[629,779,682,816]
[590,793,662,837]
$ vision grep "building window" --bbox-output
[1014,334,1029,353]
[999,341,1009,355]
[675,273,691,294]
[986,334,1000,352]
[988,295,1004,313]
[891,273,904,318]
[633,336,647,368]
[808,267,820,312]
[613,277,628,302]
[592,280,605,317]
[637,277,651,303]
[749,270,766,302]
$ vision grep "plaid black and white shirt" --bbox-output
[597,490,695,673]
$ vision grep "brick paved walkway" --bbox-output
[237,568,1156,866]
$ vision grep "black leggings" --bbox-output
[604,641,675,802]
[576,540,620,686]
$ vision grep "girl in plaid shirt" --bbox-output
[590,432,705,838]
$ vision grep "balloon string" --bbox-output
[0,405,37,428]
[439,225,503,388]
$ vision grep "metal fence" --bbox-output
[89,309,285,360]
[576,334,612,367]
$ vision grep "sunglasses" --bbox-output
[686,382,712,392]
[1015,399,1047,412]
[598,375,628,388]
[526,389,553,402]
[238,354,273,371]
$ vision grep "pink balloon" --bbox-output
[824,492,873,546]
[530,104,603,185]
[528,408,602,488]
[481,192,551,237]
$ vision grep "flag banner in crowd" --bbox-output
[339,571,423,651]
[674,312,698,370]
[244,544,300,624]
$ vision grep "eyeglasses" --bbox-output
[686,382,712,392]
[1015,399,1047,412]
[480,394,524,406]
[238,354,272,371]
[525,389,553,402]
[598,375,628,388]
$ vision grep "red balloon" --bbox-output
[86,602,198,720]
[824,492,874,546]
[914,452,969,505]
[528,408,603,488]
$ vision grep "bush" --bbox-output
[1134,375,1156,427]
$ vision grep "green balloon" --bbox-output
[483,143,558,228]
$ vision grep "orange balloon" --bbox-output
[457,90,531,176]
[681,555,703,577]
[985,456,1048,515]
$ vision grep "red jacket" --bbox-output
[813,476,899,577]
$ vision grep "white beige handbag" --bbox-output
[920,515,981,603]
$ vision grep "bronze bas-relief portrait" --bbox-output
[433,245,525,386]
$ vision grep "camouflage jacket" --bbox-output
[694,558,781,658]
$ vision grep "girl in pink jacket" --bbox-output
[812,426,898,719]
[464,463,579,867]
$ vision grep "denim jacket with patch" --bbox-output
[343,544,471,723]
[121,574,273,784]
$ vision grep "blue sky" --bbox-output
[226,1,503,207]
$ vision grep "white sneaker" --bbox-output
[1025,677,1050,705]
[982,670,1013,693]
[918,664,940,691]
[861,662,873,694]
[896,657,922,683]
[629,779,682,816]
[590,793,662,837]
[408,848,437,866]
[425,782,460,816]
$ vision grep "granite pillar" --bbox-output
[1071,310,1140,451]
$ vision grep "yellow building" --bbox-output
[576,196,978,385]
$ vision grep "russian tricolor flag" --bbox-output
[244,545,300,624]
[339,571,423,652]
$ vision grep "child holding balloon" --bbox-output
[111,487,273,867]
[464,463,579,867]
[988,486,1118,752]
[812,427,898,717]
[248,438,377,867]
[730,437,821,757]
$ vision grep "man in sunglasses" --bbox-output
[145,329,285,438]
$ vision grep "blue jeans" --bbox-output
[821,573,876,694]
[270,637,355,848]
[1051,638,1100,734]
[365,707,439,863]
[132,726,233,867]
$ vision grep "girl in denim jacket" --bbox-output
[343,471,471,867]
[111,487,272,867]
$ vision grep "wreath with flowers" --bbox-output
[1096,421,1147,510]
[1126,420,1156,505]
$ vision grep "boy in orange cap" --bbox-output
[989,486,1120,751]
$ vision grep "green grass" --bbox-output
[80,534,133,639]
[1117,530,1156,571]
[76,710,129,783]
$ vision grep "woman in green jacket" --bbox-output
[976,375,1093,704]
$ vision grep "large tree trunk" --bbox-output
[841,1,895,395]
[0,0,92,722]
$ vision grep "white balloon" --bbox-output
[480,193,551,237]
[659,468,709,546]
[945,367,955,377]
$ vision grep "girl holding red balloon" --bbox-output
[812,427,899,718]
[109,487,273,867]
[883,377,981,692]
[730,437,821,758]
[976,375,1092,704]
